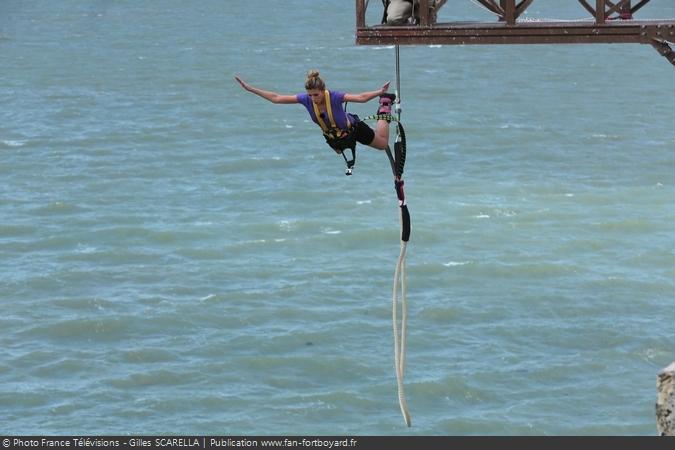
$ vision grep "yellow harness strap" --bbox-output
[312,90,347,139]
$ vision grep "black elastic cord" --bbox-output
[384,122,410,243]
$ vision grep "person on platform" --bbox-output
[383,0,446,25]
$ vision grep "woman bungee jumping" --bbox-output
[234,70,396,160]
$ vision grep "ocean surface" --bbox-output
[1,0,675,436]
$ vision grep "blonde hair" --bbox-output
[304,70,326,91]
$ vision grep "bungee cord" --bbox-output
[389,44,411,428]
[336,45,411,427]
[362,45,412,427]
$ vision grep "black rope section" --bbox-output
[358,113,411,243]
[327,114,410,243]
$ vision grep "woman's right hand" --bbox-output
[234,75,250,91]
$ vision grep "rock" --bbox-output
[656,362,675,436]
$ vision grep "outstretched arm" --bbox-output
[343,81,391,103]
[234,76,298,104]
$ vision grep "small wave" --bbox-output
[499,123,526,129]
[246,239,268,244]
[0,224,37,237]
[74,244,98,254]
[51,297,114,312]
[595,219,656,233]
[21,317,131,341]
[496,209,517,218]
[321,228,341,235]
[278,220,295,232]
[410,375,471,399]
[120,348,177,364]
[29,201,84,216]
[443,261,471,267]
[32,357,90,378]
[107,369,194,389]
[1,140,26,148]
[590,133,621,139]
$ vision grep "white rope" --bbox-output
[392,234,411,427]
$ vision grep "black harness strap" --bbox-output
[324,127,357,176]
[341,148,356,175]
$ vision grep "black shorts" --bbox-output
[324,117,375,152]
[353,120,375,146]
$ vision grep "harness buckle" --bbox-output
[345,159,355,176]
[342,148,356,176]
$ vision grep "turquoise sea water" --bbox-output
[1,0,675,435]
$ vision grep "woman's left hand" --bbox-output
[381,81,391,94]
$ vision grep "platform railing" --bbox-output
[356,0,655,29]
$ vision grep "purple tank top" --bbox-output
[296,90,355,130]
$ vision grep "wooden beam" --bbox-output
[356,20,675,46]
[419,0,430,27]
[620,0,633,19]
[578,0,596,17]
[596,0,606,24]
[356,0,365,28]
[632,0,651,15]
[503,0,516,25]
[605,0,631,18]
[476,0,503,17]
